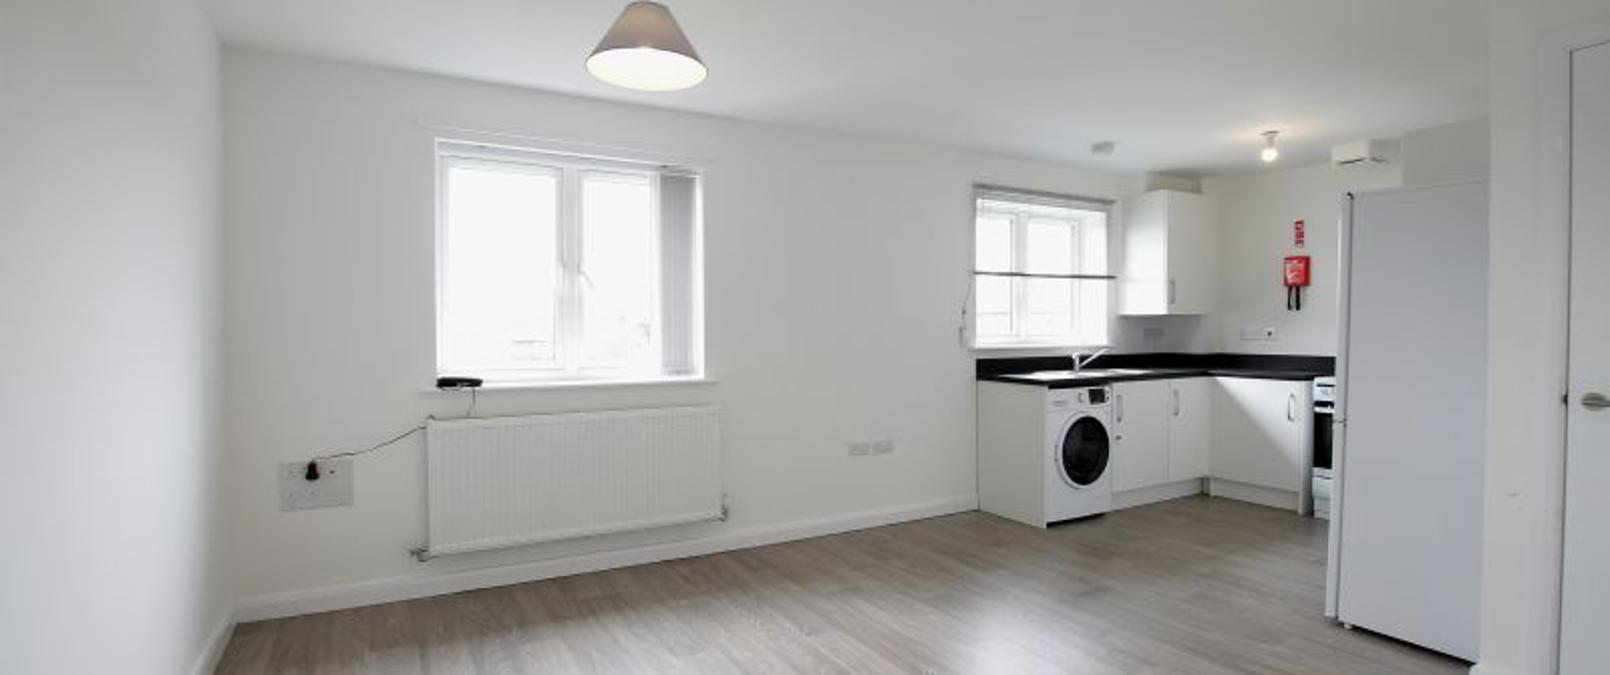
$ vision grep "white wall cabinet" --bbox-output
[1112,380,1171,491]
[1168,378,1212,481]
[1210,377,1311,495]
[1120,190,1218,315]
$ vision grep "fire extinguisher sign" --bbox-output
[1294,219,1306,248]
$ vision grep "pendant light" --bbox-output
[587,1,707,92]
[1260,130,1281,163]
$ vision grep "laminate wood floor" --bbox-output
[216,496,1466,674]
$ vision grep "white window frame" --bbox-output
[435,140,702,385]
[970,186,1112,350]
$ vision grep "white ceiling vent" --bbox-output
[1331,140,1392,167]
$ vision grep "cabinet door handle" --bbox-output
[1287,393,1297,422]
[1583,392,1610,411]
[1116,394,1124,422]
[1173,388,1181,417]
[1168,278,1176,306]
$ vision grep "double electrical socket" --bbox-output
[849,439,896,457]
[1240,326,1280,342]
[279,459,354,511]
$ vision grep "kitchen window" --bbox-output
[435,140,702,384]
[971,186,1111,348]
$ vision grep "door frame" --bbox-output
[1544,18,1610,672]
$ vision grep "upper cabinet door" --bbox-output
[1165,192,1217,314]
[1120,190,1218,315]
[1168,378,1212,481]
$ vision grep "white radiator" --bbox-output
[421,406,722,558]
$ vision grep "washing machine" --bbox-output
[977,382,1114,527]
[1045,386,1115,521]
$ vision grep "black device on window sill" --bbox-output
[436,376,484,390]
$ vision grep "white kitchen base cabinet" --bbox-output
[994,373,1315,516]
[1209,377,1313,513]
[1167,378,1211,481]
[1113,377,1213,494]
[1112,380,1171,492]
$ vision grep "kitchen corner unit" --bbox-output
[978,354,1327,517]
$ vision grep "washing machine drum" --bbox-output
[1060,416,1111,487]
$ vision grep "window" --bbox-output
[971,186,1110,348]
[436,141,702,384]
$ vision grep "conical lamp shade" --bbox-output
[587,2,707,92]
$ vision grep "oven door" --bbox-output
[1313,405,1334,475]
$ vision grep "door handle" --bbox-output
[1173,389,1181,417]
[1168,279,1176,306]
[1116,394,1124,422]
[1584,392,1610,411]
[1287,393,1296,422]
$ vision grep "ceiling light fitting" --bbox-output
[1260,130,1281,163]
[587,1,707,92]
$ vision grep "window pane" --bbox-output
[1073,278,1109,345]
[1079,213,1108,275]
[581,172,657,368]
[440,163,559,372]
[975,274,1013,338]
[1024,278,1073,336]
[1024,218,1075,274]
[975,213,1012,272]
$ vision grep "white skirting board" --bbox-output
[188,614,237,675]
[1108,478,1307,516]
[1113,478,1205,510]
[1207,478,1300,512]
[235,495,977,622]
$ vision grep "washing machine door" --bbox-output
[1059,415,1111,488]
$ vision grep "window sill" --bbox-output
[426,375,717,393]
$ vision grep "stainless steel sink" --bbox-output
[1017,368,1148,381]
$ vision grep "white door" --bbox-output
[1210,377,1305,493]
[1167,192,1216,315]
[1120,192,1169,315]
[1561,39,1610,675]
[1168,378,1211,480]
[1112,380,1170,491]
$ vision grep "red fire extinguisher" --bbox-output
[1285,255,1311,311]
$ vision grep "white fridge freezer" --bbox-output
[1326,181,1487,662]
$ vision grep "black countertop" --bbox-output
[976,353,1334,389]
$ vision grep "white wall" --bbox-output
[0,2,229,674]
[221,48,1126,616]
[1203,162,1402,355]
[1401,117,1491,187]
[1479,4,1610,675]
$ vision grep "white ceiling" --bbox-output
[203,0,1489,175]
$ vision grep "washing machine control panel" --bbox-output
[1050,386,1112,409]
